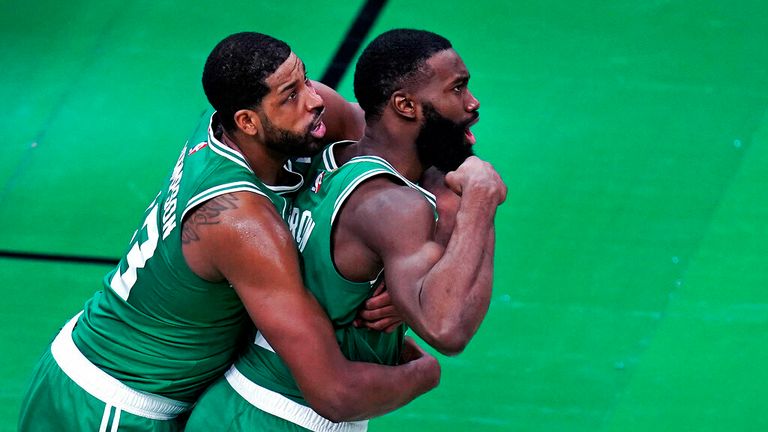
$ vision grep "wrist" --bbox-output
[455,191,497,228]
[462,179,502,204]
[409,355,440,392]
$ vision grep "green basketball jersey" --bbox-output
[235,141,437,405]
[71,112,303,402]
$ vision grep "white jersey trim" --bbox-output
[321,140,356,172]
[225,366,368,432]
[329,159,437,225]
[208,135,254,172]
[205,112,304,194]
[206,115,254,172]
[50,313,192,420]
[330,168,392,224]
[254,330,276,353]
[343,156,437,207]
[322,147,437,213]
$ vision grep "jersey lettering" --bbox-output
[162,147,186,239]
[287,207,315,253]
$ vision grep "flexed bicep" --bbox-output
[190,192,440,421]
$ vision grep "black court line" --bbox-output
[320,0,388,89]
[0,250,118,266]
[3,2,385,267]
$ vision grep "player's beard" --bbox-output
[415,103,476,173]
[261,111,323,158]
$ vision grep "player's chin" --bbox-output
[304,139,325,156]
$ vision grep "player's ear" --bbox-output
[392,91,417,120]
[233,109,263,136]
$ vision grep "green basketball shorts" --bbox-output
[18,313,191,431]
[185,365,368,432]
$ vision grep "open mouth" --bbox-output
[310,117,326,139]
[464,116,479,145]
[464,128,476,145]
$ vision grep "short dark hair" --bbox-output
[202,32,291,131]
[354,29,452,120]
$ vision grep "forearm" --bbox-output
[453,227,495,343]
[415,189,497,353]
[214,197,437,423]
[323,356,440,421]
[273,292,439,422]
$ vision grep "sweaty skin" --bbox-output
[330,46,506,356]
[333,156,502,355]
[181,53,440,421]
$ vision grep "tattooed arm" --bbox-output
[180,194,239,244]
[180,192,440,421]
[179,194,240,281]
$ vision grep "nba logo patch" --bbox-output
[311,172,325,193]
[188,141,208,156]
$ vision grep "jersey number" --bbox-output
[109,203,160,300]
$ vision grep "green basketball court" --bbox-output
[1,1,766,430]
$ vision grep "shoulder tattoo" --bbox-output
[181,194,240,244]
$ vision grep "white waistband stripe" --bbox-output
[225,366,368,432]
[110,408,122,432]
[50,312,192,420]
[98,405,111,432]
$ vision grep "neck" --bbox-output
[353,118,425,182]
[221,130,287,185]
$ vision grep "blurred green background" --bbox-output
[1,0,766,430]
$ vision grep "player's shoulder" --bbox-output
[184,190,283,232]
[222,190,285,220]
[351,176,434,221]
